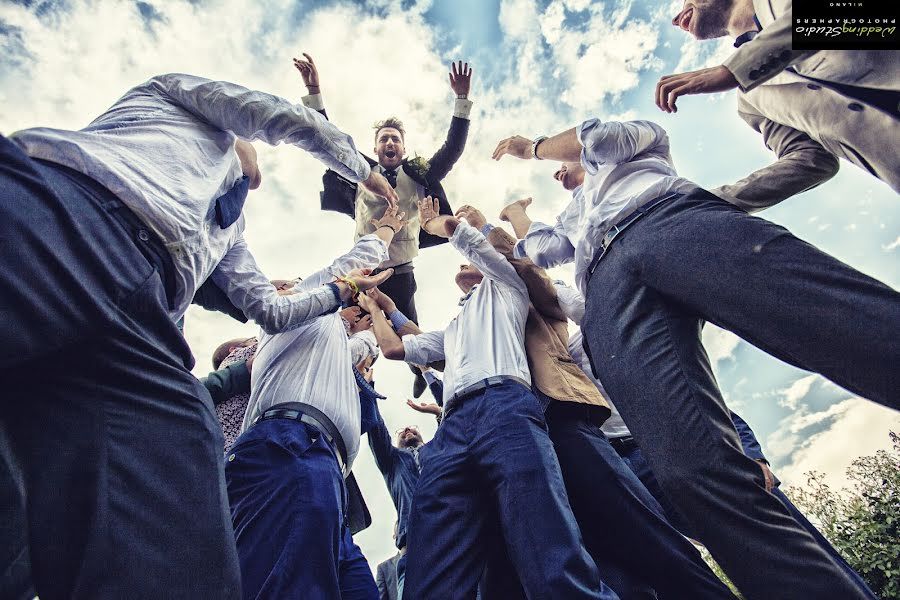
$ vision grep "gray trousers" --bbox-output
[582,189,899,600]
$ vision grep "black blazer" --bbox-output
[320,112,470,250]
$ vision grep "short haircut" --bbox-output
[373,117,405,143]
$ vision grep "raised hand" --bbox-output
[292,53,320,93]
[492,135,533,161]
[361,170,399,208]
[356,290,380,315]
[449,60,473,97]
[372,205,407,233]
[418,195,441,228]
[455,204,487,231]
[655,65,738,113]
[499,197,533,222]
[406,398,442,416]
[344,267,394,296]
[366,287,398,314]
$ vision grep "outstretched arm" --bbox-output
[294,53,327,116]
[711,101,839,212]
[498,198,575,269]
[427,61,474,182]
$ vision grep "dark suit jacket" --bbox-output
[319,112,470,250]
[376,553,401,600]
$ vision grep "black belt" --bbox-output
[253,402,348,477]
[608,435,638,454]
[443,376,531,419]
[587,192,683,278]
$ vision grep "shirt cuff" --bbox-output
[388,309,410,331]
[325,282,342,304]
[576,118,602,176]
[481,223,494,237]
[422,370,437,384]
[453,98,473,120]
[449,219,482,252]
[301,93,325,112]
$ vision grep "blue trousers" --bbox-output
[402,382,612,600]
[0,137,240,599]
[226,419,378,600]
[618,443,877,599]
[481,402,735,600]
[582,189,900,600]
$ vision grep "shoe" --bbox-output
[413,372,427,399]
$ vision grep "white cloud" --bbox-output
[882,236,900,251]
[702,325,740,367]
[778,374,818,410]
[776,398,900,491]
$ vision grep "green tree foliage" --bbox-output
[785,432,899,599]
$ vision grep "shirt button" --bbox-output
[138,229,150,242]
[806,83,821,90]
[847,102,864,112]
[749,69,760,80]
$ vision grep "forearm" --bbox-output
[504,208,533,239]
[373,225,397,246]
[533,127,581,162]
[370,309,405,360]
[422,215,460,239]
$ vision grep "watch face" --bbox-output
[793,0,899,50]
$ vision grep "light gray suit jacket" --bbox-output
[712,0,900,212]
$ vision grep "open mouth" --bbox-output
[680,6,694,32]
[385,150,397,158]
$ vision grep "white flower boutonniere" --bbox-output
[407,155,430,178]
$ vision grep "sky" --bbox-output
[2,0,898,575]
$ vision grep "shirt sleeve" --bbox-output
[301,93,326,112]
[730,411,767,462]
[367,399,398,478]
[293,234,389,292]
[453,98,473,119]
[348,330,379,365]
[146,73,370,183]
[450,220,527,295]
[200,361,251,405]
[553,280,586,325]
[577,118,671,175]
[211,235,341,335]
[402,330,446,365]
[722,3,814,92]
[514,219,576,269]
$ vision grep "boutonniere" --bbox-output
[407,155,430,178]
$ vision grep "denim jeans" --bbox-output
[402,382,612,600]
[582,189,899,599]
[226,419,377,600]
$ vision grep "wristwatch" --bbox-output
[532,135,548,160]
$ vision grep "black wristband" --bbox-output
[377,223,398,234]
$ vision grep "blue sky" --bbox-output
[2,0,897,572]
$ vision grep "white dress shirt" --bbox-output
[401,222,531,402]
[553,281,631,439]
[241,234,389,469]
[12,73,371,326]
[514,118,698,295]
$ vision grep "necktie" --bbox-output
[382,168,398,189]
[411,447,421,473]
[214,175,250,228]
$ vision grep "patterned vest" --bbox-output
[354,165,422,268]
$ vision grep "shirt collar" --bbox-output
[458,284,479,306]
[733,14,762,47]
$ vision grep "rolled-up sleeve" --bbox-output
[402,330,446,366]
[577,118,670,174]
[514,219,576,269]
[450,221,526,295]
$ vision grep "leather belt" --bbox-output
[443,376,531,419]
[253,402,348,477]
[588,192,683,278]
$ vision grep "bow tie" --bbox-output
[214,175,250,229]
[382,168,398,189]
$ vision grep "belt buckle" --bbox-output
[602,224,621,251]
